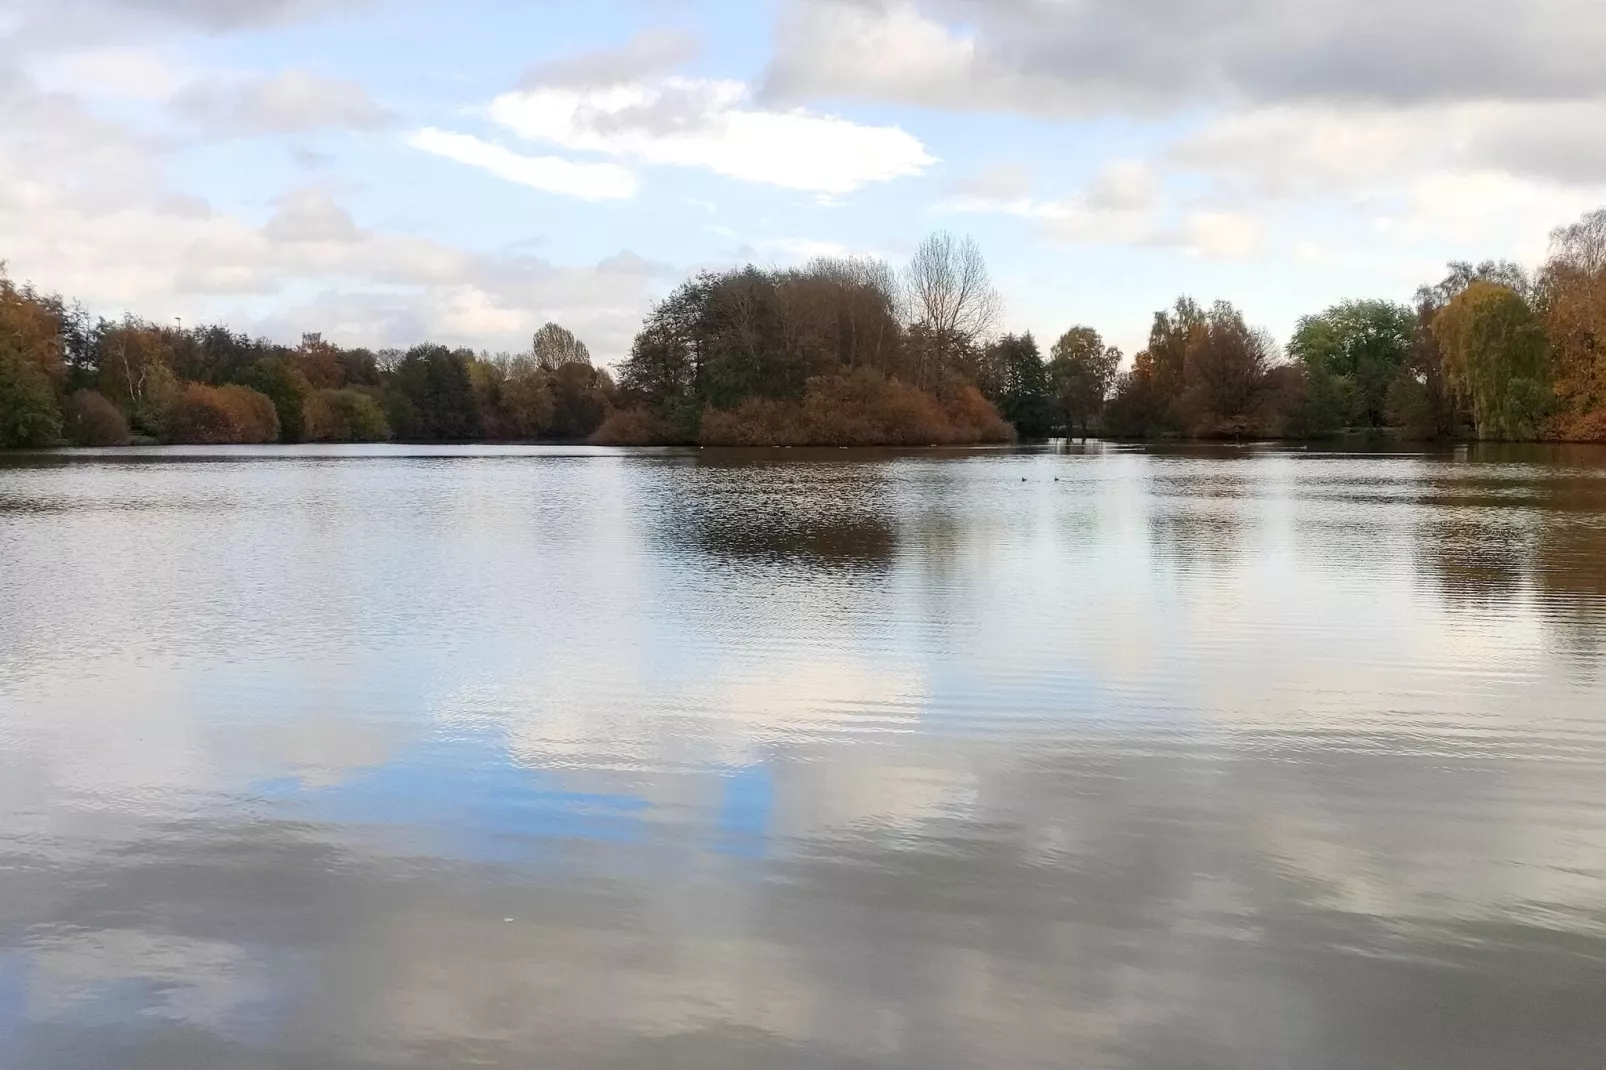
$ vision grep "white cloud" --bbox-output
[27,53,389,136]
[519,29,701,90]
[1171,101,1606,196]
[762,0,1606,271]
[759,237,854,260]
[0,73,670,361]
[1391,170,1606,257]
[7,0,363,41]
[408,128,638,202]
[29,46,192,101]
[938,161,1163,246]
[172,68,388,134]
[487,77,935,195]
[1172,211,1264,260]
[765,0,1606,115]
[949,163,1035,202]
[1163,103,1606,253]
[765,1,979,110]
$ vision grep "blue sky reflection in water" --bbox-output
[2,443,1606,1069]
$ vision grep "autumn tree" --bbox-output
[0,271,66,446]
[1417,260,1532,309]
[64,390,130,446]
[796,256,901,373]
[618,261,911,442]
[1103,357,1170,439]
[304,388,390,442]
[337,347,381,386]
[1103,297,1211,437]
[164,383,279,444]
[1385,308,1466,440]
[468,354,563,440]
[610,256,1014,447]
[293,333,345,390]
[1178,302,1277,438]
[1433,282,1551,441]
[95,320,180,433]
[0,353,61,446]
[1048,327,1120,437]
[1539,208,1606,440]
[1146,297,1206,415]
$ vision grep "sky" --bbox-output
[3,0,1605,364]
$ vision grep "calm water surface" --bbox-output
[3,443,1606,1069]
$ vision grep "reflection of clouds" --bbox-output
[239,712,406,790]
[25,928,270,1032]
[0,665,221,822]
[0,659,414,820]
[436,658,950,839]
[4,445,1606,1067]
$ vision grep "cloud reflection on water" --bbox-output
[2,444,1606,1068]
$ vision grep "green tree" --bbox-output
[1048,327,1120,437]
[238,357,310,443]
[305,388,391,442]
[387,344,481,440]
[548,362,613,439]
[0,271,66,447]
[0,353,62,446]
[502,361,555,438]
[1288,300,1415,431]
[981,333,1051,437]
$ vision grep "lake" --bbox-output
[2,442,1605,1069]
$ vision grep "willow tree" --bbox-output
[1433,282,1551,441]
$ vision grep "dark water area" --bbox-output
[3,442,1606,1069]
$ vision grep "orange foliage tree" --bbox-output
[64,390,130,446]
[0,271,67,446]
[164,383,280,443]
[1541,209,1606,440]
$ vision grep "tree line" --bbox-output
[1039,209,1605,443]
[0,288,615,447]
[4,206,1606,448]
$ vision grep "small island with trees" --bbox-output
[3,208,1605,450]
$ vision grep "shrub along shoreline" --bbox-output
[5,208,1606,450]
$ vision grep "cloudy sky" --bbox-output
[3,0,1604,362]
